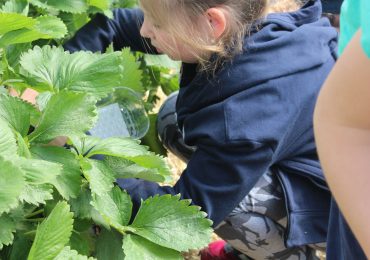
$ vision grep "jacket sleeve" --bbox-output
[117,141,273,227]
[64,8,157,53]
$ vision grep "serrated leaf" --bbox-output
[28,91,97,144]
[0,16,67,47]
[69,186,109,228]
[31,146,82,199]
[84,137,148,158]
[88,0,109,10]
[30,0,88,13]
[91,186,132,230]
[0,94,38,137]
[119,48,142,92]
[0,118,17,158]
[81,159,115,196]
[0,12,35,35]
[123,234,182,260]
[17,157,62,185]
[71,136,171,181]
[34,16,67,39]
[0,0,28,15]
[130,195,213,252]
[28,201,74,260]
[124,154,172,179]
[95,229,125,260]
[54,246,95,260]
[0,157,25,214]
[20,45,126,97]
[105,156,165,183]
[5,43,32,69]
[19,183,53,206]
[0,214,16,250]
[70,186,93,219]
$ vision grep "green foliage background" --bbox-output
[0,1,212,259]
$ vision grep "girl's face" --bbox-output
[140,15,200,63]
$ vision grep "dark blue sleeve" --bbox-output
[117,142,273,227]
[64,8,157,53]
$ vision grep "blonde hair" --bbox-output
[139,0,302,71]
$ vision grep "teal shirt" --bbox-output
[339,0,370,57]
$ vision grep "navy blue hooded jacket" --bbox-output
[64,0,338,248]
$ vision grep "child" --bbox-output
[314,0,370,259]
[65,0,338,258]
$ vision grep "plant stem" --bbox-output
[25,209,44,219]
[24,230,37,237]
[119,226,136,234]
[24,218,45,222]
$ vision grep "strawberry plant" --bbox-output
[0,1,212,259]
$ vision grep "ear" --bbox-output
[205,8,227,39]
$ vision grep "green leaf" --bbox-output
[105,156,165,183]
[54,246,95,260]
[69,186,109,228]
[88,0,109,10]
[0,214,16,250]
[0,12,35,35]
[30,0,88,13]
[91,186,132,230]
[20,45,126,97]
[35,91,52,111]
[130,195,213,252]
[0,157,25,214]
[34,16,68,39]
[69,230,94,256]
[144,54,180,70]
[95,229,125,260]
[81,159,115,196]
[0,94,38,137]
[5,43,32,69]
[122,234,182,260]
[59,13,89,36]
[70,136,171,181]
[84,137,148,158]
[19,183,53,206]
[119,48,142,92]
[15,132,31,158]
[141,113,168,156]
[67,135,100,157]
[5,235,32,260]
[0,0,29,15]
[124,154,172,180]
[31,146,82,199]
[0,118,17,158]
[17,157,62,185]
[28,91,97,144]
[0,16,67,47]
[69,186,93,220]
[28,201,74,260]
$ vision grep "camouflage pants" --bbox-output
[215,171,324,260]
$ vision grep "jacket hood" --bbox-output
[218,0,338,91]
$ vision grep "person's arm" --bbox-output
[64,8,157,54]
[314,30,370,257]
